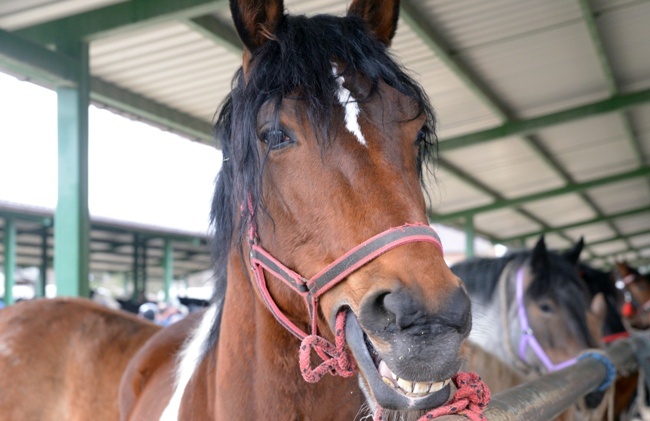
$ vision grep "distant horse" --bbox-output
[613,260,650,330]
[579,258,642,420]
[0,1,478,420]
[451,236,608,418]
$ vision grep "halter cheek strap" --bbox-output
[516,268,577,372]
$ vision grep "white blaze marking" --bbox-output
[333,67,366,146]
[160,303,218,421]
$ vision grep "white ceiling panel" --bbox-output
[564,222,617,244]
[590,240,630,256]
[595,1,650,91]
[587,178,650,214]
[443,137,565,198]
[615,213,650,234]
[522,194,597,227]
[537,113,639,181]
[475,208,541,239]
[429,167,494,214]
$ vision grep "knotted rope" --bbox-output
[374,372,490,421]
[417,372,491,421]
[298,310,357,383]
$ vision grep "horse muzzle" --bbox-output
[344,310,458,411]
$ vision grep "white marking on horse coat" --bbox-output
[0,341,12,358]
[160,303,218,421]
[333,67,366,146]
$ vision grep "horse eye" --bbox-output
[538,302,554,313]
[260,129,293,150]
[415,127,428,144]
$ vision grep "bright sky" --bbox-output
[0,72,221,235]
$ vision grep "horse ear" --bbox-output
[562,237,584,265]
[531,236,549,271]
[347,0,401,46]
[230,0,285,52]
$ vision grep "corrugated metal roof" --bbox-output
[1,0,649,273]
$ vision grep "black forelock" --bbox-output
[207,12,438,345]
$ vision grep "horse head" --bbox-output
[217,0,472,415]
[613,260,650,329]
[517,236,603,372]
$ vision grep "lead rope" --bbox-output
[299,309,356,383]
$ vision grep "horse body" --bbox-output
[0,298,159,421]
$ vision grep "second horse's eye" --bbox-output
[260,129,293,150]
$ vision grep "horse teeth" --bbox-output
[382,377,394,388]
[397,378,414,393]
[412,382,430,394]
[429,379,449,393]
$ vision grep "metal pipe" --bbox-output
[435,337,642,420]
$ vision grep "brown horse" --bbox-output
[121,1,473,419]
[614,260,650,330]
[0,1,474,420]
[0,298,160,420]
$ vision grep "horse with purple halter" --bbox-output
[451,236,609,415]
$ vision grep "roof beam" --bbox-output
[91,78,215,145]
[0,28,77,86]
[498,205,650,244]
[185,15,243,55]
[15,0,227,45]
[439,87,650,150]
[433,166,650,223]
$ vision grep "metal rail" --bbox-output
[436,336,644,420]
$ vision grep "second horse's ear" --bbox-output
[347,0,400,46]
[562,237,584,265]
[230,0,285,52]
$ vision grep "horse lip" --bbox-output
[344,311,451,411]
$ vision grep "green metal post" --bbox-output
[3,217,16,305]
[54,42,90,298]
[164,238,174,302]
[465,217,475,258]
[38,225,48,297]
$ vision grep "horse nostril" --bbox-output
[444,286,472,333]
[382,289,424,330]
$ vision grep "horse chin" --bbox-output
[344,311,452,413]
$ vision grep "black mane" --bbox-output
[207,12,438,346]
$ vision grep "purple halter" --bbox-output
[516,268,578,372]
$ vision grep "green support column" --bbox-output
[163,238,174,302]
[465,217,475,258]
[54,42,90,298]
[3,217,16,305]
[38,224,48,297]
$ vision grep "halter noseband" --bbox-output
[249,223,443,341]
[516,268,578,372]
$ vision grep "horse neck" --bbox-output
[469,263,525,372]
[207,249,364,420]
